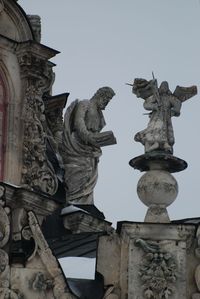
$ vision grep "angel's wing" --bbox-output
[173,85,197,103]
[132,78,155,99]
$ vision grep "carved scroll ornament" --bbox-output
[23,211,76,299]
[21,84,58,195]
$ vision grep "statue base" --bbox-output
[144,204,170,223]
[130,151,187,222]
[129,151,187,173]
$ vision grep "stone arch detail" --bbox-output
[0,0,33,42]
[0,1,59,194]
[0,59,22,185]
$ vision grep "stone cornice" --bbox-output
[1,182,59,218]
[118,222,196,243]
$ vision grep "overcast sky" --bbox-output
[19,0,200,226]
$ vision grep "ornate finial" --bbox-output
[129,77,197,222]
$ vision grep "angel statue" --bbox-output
[60,87,116,204]
[132,78,197,154]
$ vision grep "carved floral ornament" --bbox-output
[18,47,59,195]
[17,48,55,92]
[135,239,177,299]
[21,84,58,195]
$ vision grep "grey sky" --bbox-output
[19,0,200,226]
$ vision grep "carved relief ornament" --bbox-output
[23,212,76,299]
[17,46,58,195]
[135,238,177,299]
[0,185,10,248]
[21,83,58,195]
[193,227,200,299]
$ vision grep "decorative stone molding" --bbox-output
[63,209,113,234]
[0,248,24,298]
[30,272,53,292]
[17,46,56,89]
[117,222,194,299]
[0,185,10,248]
[21,83,58,195]
[135,238,177,299]
[44,93,68,146]
[0,205,10,248]
[1,183,59,224]
[0,0,33,42]
[16,42,59,195]
[193,226,200,299]
[27,211,76,299]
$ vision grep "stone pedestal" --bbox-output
[129,152,187,223]
[96,221,198,299]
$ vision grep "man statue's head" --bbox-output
[92,87,115,110]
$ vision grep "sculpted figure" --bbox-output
[0,250,22,298]
[61,87,116,204]
[132,78,197,153]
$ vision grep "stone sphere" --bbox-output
[137,170,178,208]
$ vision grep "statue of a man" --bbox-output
[132,78,197,154]
[61,87,116,204]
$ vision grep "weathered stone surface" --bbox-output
[61,87,116,204]
[21,83,58,195]
[132,78,197,154]
[137,169,178,222]
[137,170,178,207]
[97,234,121,286]
[63,210,113,233]
[0,0,33,41]
[129,238,187,299]
[2,183,59,224]
[27,15,41,42]
[96,222,197,299]
[192,225,200,298]
[129,152,187,173]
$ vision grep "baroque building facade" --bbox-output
[0,1,200,299]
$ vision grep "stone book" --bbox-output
[95,131,116,147]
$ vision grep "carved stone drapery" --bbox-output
[61,87,116,204]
